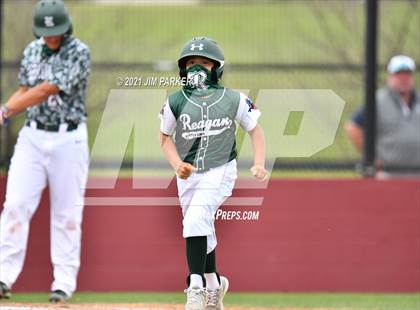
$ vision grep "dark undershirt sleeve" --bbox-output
[351,105,365,127]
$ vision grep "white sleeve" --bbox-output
[158,99,177,135]
[235,92,261,132]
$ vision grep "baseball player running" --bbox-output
[0,0,90,303]
[159,37,268,310]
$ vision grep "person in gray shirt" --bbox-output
[345,55,420,178]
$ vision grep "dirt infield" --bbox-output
[0,304,340,310]
[0,304,281,310]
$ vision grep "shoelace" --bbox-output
[184,287,206,304]
[207,289,221,306]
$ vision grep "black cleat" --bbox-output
[49,290,69,303]
[0,281,11,299]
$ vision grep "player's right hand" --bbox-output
[176,162,197,179]
[0,105,9,126]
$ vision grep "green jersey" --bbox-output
[159,87,260,172]
[18,36,91,124]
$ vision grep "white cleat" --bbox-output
[184,285,208,310]
[206,276,229,310]
[49,290,69,303]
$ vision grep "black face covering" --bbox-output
[41,36,67,58]
[42,44,60,57]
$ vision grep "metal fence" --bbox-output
[0,0,419,175]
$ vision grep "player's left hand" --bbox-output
[250,164,269,181]
[0,105,10,126]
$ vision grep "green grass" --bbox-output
[3,2,419,64]
[3,292,420,309]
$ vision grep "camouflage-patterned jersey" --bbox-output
[159,88,261,172]
[18,36,90,124]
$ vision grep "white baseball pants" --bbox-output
[0,123,89,296]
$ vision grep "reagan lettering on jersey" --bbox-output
[179,113,233,140]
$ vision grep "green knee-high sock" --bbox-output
[205,249,216,273]
[186,236,207,275]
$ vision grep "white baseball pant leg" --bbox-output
[0,127,48,288]
[47,124,88,296]
[177,160,237,253]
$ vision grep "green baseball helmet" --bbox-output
[178,37,225,79]
[33,0,72,37]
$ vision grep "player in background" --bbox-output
[0,0,90,303]
[159,37,268,310]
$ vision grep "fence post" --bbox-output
[0,0,5,167]
[362,0,378,177]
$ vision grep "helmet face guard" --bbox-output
[33,0,72,38]
[178,37,225,81]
